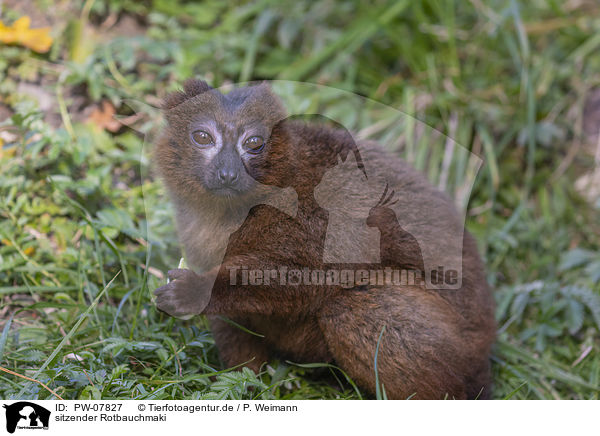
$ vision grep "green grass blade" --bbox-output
[17,271,121,398]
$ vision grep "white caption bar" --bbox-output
[0,400,595,435]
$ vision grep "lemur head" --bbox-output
[156,79,287,200]
[155,80,367,205]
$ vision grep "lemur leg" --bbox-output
[207,316,269,373]
[154,269,270,372]
[317,286,491,399]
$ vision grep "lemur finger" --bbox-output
[167,269,189,281]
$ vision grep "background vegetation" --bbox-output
[0,0,599,399]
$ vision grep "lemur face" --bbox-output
[160,81,287,198]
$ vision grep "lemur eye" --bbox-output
[243,136,265,153]
[191,130,214,146]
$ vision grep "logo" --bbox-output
[2,402,50,434]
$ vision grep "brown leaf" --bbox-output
[87,101,121,132]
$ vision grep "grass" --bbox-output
[0,0,599,399]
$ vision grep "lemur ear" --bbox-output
[243,81,287,123]
[183,79,212,96]
[162,79,213,110]
[253,81,280,100]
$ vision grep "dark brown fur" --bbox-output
[153,80,496,399]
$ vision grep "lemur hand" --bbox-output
[154,268,213,318]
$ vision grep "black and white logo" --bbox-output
[2,402,50,434]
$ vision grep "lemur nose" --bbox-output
[218,169,239,185]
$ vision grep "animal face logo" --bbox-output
[2,402,50,434]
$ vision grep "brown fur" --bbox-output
[153,80,496,399]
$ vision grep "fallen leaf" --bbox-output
[87,101,121,132]
[0,16,53,53]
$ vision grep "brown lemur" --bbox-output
[153,79,496,399]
